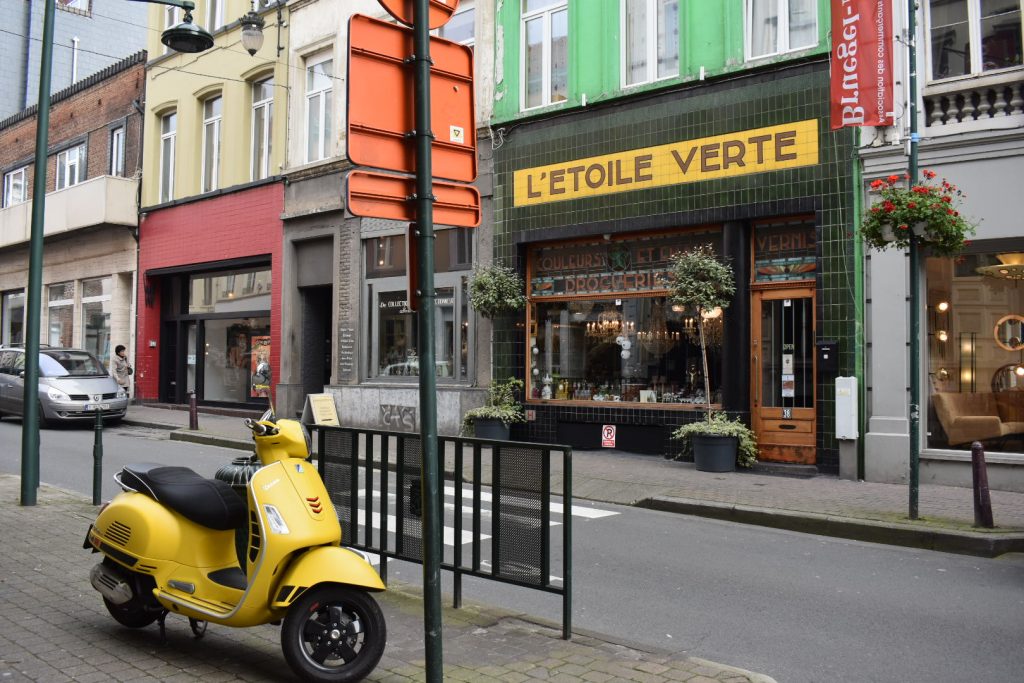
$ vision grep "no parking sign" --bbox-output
[601,424,616,448]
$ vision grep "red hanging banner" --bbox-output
[830,0,894,129]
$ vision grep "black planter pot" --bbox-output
[473,418,510,440]
[692,435,738,472]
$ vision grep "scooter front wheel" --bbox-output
[281,585,386,683]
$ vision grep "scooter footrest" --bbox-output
[208,566,247,591]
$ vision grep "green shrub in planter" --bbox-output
[468,265,526,319]
[461,378,525,436]
[672,412,757,469]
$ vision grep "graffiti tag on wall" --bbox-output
[380,404,417,431]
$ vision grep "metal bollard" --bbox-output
[92,409,103,505]
[189,391,199,430]
[970,441,994,529]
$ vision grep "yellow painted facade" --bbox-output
[141,1,290,207]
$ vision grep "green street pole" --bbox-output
[412,0,443,678]
[21,0,57,507]
[907,0,921,519]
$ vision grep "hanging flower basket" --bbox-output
[860,170,976,257]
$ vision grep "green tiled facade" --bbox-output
[492,59,858,472]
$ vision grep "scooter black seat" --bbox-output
[121,464,247,531]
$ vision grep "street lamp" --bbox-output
[20,0,221,506]
[238,1,284,58]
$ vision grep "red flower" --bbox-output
[883,201,896,212]
[898,224,909,231]
[870,179,885,189]
[923,169,937,179]
[888,174,901,183]
[908,201,917,209]
[947,209,955,215]
[963,240,971,246]
[942,196,952,203]
[871,206,881,213]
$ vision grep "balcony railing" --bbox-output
[923,69,1024,133]
[0,175,138,250]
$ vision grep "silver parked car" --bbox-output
[0,347,128,426]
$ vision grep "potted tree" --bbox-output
[461,378,525,440]
[673,413,758,471]
[665,244,748,471]
[468,264,527,319]
[860,170,976,256]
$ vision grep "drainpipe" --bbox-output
[71,37,79,83]
[23,0,33,109]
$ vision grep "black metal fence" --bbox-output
[310,425,573,639]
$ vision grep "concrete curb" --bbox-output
[168,429,254,452]
[637,495,1024,558]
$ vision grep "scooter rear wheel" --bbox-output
[103,597,158,628]
[281,585,386,683]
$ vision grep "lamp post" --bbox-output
[20,0,218,506]
[907,0,921,520]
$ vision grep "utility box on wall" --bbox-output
[835,376,858,440]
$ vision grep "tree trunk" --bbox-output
[699,315,711,422]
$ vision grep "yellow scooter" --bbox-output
[84,411,386,682]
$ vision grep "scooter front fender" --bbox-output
[271,546,385,609]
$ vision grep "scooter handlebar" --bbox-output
[244,418,278,436]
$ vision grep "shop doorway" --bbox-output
[300,286,332,396]
[750,286,816,463]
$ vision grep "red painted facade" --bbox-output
[135,183,284,402]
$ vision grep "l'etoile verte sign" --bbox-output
[830,0,894,129]
[513,120,819,207]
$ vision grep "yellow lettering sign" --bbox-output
[514,120,819,207]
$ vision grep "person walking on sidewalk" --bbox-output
[112,344,133,398]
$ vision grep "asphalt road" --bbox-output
[3,419,1024,683]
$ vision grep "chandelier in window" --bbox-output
[976,253,1024,281]
[585,310,633,339]
[637,304,680,354]
[682,307,725,349]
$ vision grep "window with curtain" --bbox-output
[748,0,817,59]
[305,54,333,163]
[623,0,679,87]
[251,77,274,180]
[202,96,222,193]
[160,111,176,202]
[927,0,1022,80]
[522,0,568,109]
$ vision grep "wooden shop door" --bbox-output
[751,286,816,463]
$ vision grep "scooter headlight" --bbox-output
[263,504,290,535]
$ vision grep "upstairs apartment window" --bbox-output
[623,0,679,86]
[206,0,223,31]
[58,0,90,12]
[160,111,176,203]
[927,0,1022,79]
[55,144,85,190]
[252,77,274,180]
[522,0,568,109]
[163,6,181,55]
[747,0,817,59]
[305,54,333,163]
[3,167,27,207]
[202,96,222,192]
[439,1,475,46]
[109,126,124,176]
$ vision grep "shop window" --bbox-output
[205,317,272,402]
[927,0,1022,80]
[109,127,125,176]
[522,0,568,109]
[2,167,26,207]
[527,229,724,406]
[80,277,111,366]
[365,231,473,381]
[439,1,475,46]
[926,249,1024,456]
[622,0,679,87]
[56,144,86,191]
[202,95,222,193]
[305,53,333,163]
[189,267,271,314]
[160,111,176,202]
[747,0,817,60]
[48,282,75,348]
[251,77,274,181]
[1,290,25,346]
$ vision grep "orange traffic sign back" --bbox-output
[347,13,476,183]
[378,0,460,29]
[346,170,480,228]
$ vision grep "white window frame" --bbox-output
[80,277,111,365]
[304,53,333,164]
[439,1,476,47]
[202,96,222,192]
[163,6,181,55]
[206,0,223,31]
[925,0,1024,81]
[621,0,679,88]
[2,167,27,207]
[47,281,75,348]
[160,111,176,203]
[251,78,274,181]
[520,0,569,111]
[55,144,85,191]
[745,0,818,61]
[109,126,124,176]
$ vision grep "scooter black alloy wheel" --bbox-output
[281,585,386,683]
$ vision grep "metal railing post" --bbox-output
[562,447,573,640]
[970,441,994,528]
[92,409,104,505]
